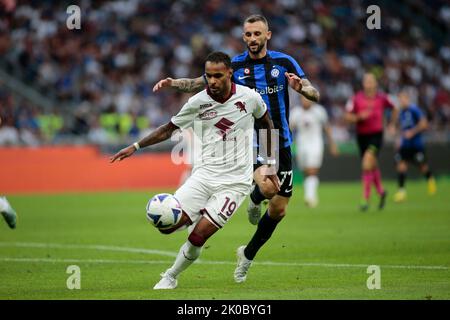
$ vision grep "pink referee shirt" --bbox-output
[346,91,395,135]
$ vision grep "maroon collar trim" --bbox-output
[206,83,236,104]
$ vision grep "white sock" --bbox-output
[167,241,202,278]
[304,175,319,202]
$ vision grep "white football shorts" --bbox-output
[174,171,248,229]
[297,144,324,169]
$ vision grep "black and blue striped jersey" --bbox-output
[231,50,306,148]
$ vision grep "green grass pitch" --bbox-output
[1,179,449,300]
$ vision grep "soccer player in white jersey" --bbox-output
[110,52,279,289]
[290,96,338,208]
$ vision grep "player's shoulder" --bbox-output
[376,91,394,103]
[268,50,296,61]
[187,89,210,106]
[311,104,327,118]
[290,105,303,117]
[312,103,326,112]
[353,91,369,103]
[409,104,424,114]
[236,84,258,98]
[232,51,249,63]
[376,91,387,98]
[354,91,365,99]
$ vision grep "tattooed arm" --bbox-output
[152,76,206,93]
[299,78,320,102]
[285,72,320,102]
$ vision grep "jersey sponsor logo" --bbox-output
[254,84,284,95]
[214,117,234,140]
[238,75,251,80]
[271,68,280,78]
[200,103,213,110]
[235,101,247,113]
[199,109,218,120]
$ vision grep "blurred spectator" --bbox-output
[0,0,448,146]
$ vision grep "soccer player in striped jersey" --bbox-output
[393,90,437,202]
[345,73,397,211]
[153,15,320,283]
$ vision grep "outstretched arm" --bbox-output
[285,73,320,102]
[110,122,179,163]
[152,76,205,93]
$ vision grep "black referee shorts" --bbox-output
[356,132,383,158]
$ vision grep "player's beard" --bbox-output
[209,86,224,100]
[247,41,265,55]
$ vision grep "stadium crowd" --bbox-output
[0,0,449,146]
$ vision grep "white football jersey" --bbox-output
[171,83,267,191]
[290,104,328,148]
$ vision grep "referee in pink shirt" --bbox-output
[345,73,398,211]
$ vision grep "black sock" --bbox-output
[424,170,432,180]
[250,184,266,205]
[398,172,406,189]
[244,210,280,260]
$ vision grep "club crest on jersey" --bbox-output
[244,68,250,75]
[271,68,280,78]
[214,117,234,140]
[199,109,218,120]
[235,101,247,113]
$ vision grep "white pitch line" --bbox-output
[0,242,448,270]
[0,257,448,270]
[0,257,173,265]
[0,242,178,258]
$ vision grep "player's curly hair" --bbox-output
[205,51,231,69]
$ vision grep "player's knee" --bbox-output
[397,162,407,172]
[362,160,374,171]
[188,231,206,247]
[305,168,318,176]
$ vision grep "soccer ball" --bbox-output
[146,193,182,230]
